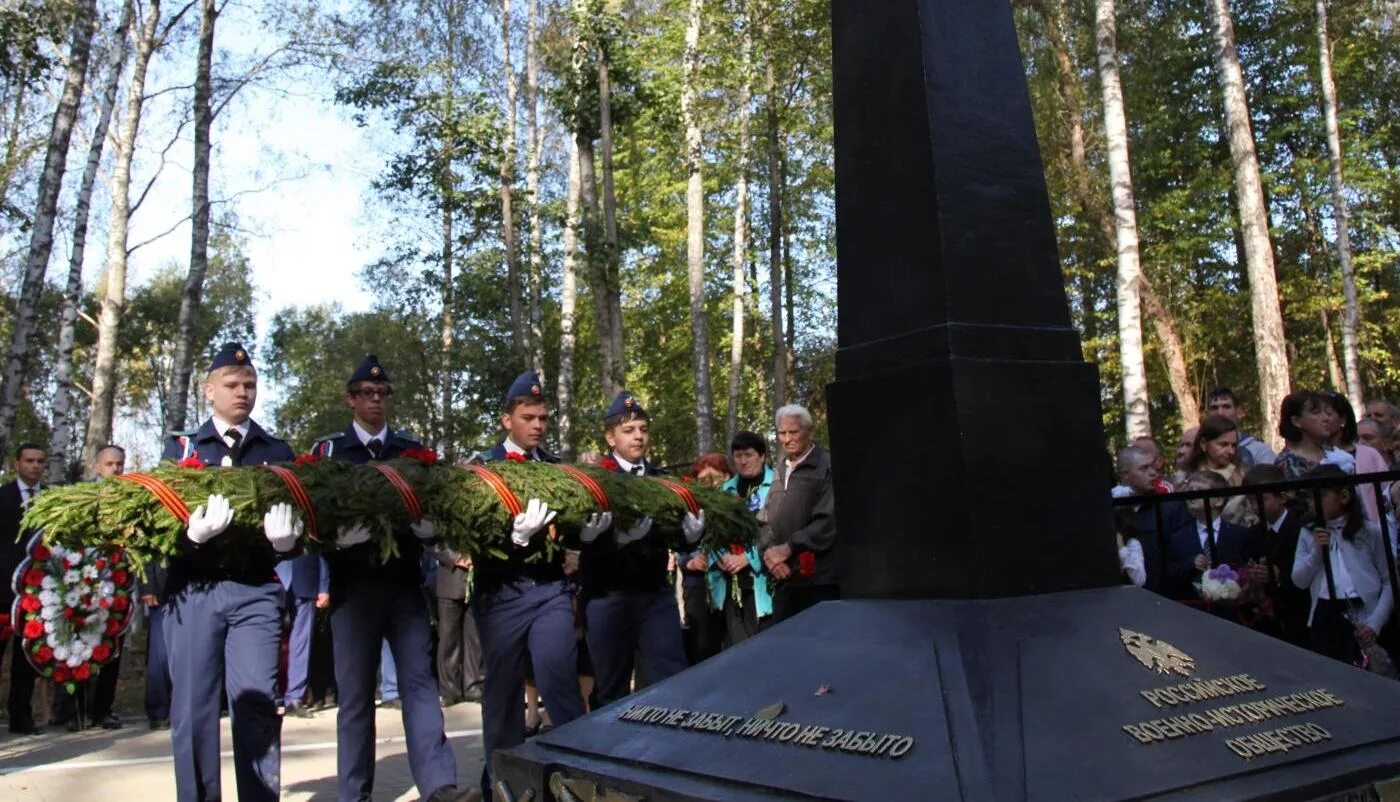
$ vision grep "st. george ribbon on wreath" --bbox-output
[491,1,1400,800]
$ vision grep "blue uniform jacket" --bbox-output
[312,424,427,595]
[160,417,296,591]
[471,440,563,592]
[580,458,672,598]
[276,554,330,599]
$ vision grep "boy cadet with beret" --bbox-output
[310,355,467,802]
[160,342,302,802]
[469,371,591,796]
[581,391,704,704]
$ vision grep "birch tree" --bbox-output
[726,0,753,446]
[500,0,526,366]
[0,0,97,462]
[761,2,786,408]
[1206,0,1291,447]
[1094,0,1151,439]
[596,2,625,399]
[683,0,714,452]
[84,0,192,468]
[557,141,582,458]
[524,0,544,375]
[49,0,135,483]
[1314,0,1362,408]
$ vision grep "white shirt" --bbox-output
[18,482,39,505]
[1118,538,1146,587]
[611,453,647,475]
[783,444,815,490]
[1321,517,1361,600]
[505,437,545,462]
[1195,521,1220,553]
[211,415,250,448]
[353,420,387,448]
[1268,509,1289,533]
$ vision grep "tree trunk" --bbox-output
[558,141,582,460]
[0,0,98,462]
[49,0,134,483]
[1315,0,1362,410]
[1206,0,1291,449]
[524,0,544,376]
[683,0,714,453]
[1140,276,1201,426]
[727,0,753,446]
[441,203,456,462]
[0,89,28,217]
[84,0,162,469]
[500,0,526,367]
[1094,0,1151,440]
[598,40,625,396]
[762,7,786,410]
[165,0,217,434]
[1321,307,1344,392]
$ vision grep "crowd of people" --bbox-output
[1113,386,1400,673]
[0,344,838,802]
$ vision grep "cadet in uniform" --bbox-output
[310,355,467,802]
[582,392,703,704]
[161,342,302,802]
[471,371,589,796]
[275,549,328,718]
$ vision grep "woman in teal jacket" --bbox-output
[710,432,776,646]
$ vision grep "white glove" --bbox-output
[681,510,706,545]
[579,511,613,544]
[616,516,653,546]
[263,503,303,553]
[511,498,558,547]
[410,519,437,541]
[187,494,233,545]
[335,523,372,549]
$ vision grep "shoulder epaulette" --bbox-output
[313,431,346,444]
[166,428,199,438]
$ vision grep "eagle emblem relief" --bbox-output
[1119,628,1196,677]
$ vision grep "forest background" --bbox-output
[0,0,1395,476]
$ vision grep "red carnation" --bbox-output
[598,457,620,472]
[504,452,527,462]
[31,544,51,561]
[403,448,440,466]
[798,551,817,578]
[729,544,746,555]
[0,614,11,640]
[63,608,75,619]
[22,567,44,588]
[91,643,112,663]
[73,663,91,681]
[105,618,122,635]
[99,598,111,609]
[72,616,86,629]
[23,619,44,639]
[95,559,106,570]
[34,645,53,665]
[20,595,40,612]
[177,454,204,469]
[111,595,130,612]
[53,664,70,682]
[294,453,321,466]
[109,548,124,564]
[112,568,130,587]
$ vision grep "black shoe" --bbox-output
[9,724,43,736]
[65,717,82,733]
[462,686,484,703]
[99,714,123,730]
[148,718,170,731]
[286,703,314,719]
[380,698,402,710]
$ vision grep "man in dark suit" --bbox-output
[310,354,467,802]
[434,534,484,706]
[160,342,300,802]
[581,391,700,705]
[471,371,585,797]
[1,443,46,734]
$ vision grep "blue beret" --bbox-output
[349,354,391,385]
[605,391,647,421]
[209,341,253,372]
[505,370,546,406]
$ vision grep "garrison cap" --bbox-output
[349,354,391,385]
[505,370,546,407]
[605,391,647,422]
[209,341,253,372]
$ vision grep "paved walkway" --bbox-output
[0,703,487,801]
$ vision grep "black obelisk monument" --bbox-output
[491,2,1400,799]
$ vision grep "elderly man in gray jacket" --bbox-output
[761,404,838,622]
